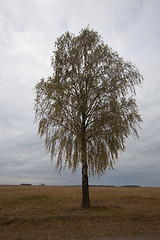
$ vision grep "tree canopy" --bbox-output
[35,27,143,208]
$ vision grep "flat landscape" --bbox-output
[0,185,159,239]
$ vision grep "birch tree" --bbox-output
[35,27,143,209]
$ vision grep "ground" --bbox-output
[0,185,159,239]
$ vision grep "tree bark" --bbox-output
[81,116,90,209]
[81,160,90,209]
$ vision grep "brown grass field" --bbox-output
[0,185,159,239]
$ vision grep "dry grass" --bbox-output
[0,185,160,239]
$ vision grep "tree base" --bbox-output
[80,203,90,209]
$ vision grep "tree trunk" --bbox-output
[81,124,90,208]
[81,161,90,209]
[81,110,90,209]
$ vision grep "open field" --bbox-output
[0,185,160,239]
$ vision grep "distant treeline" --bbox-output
[62,185,141,188]
[20,184,141,187]
[121,185,141,187]
[90,185,141,187]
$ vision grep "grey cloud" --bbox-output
[0,0,160,186]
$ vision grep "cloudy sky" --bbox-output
[0,0,160,187]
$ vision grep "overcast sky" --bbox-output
[0,0,160,187]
